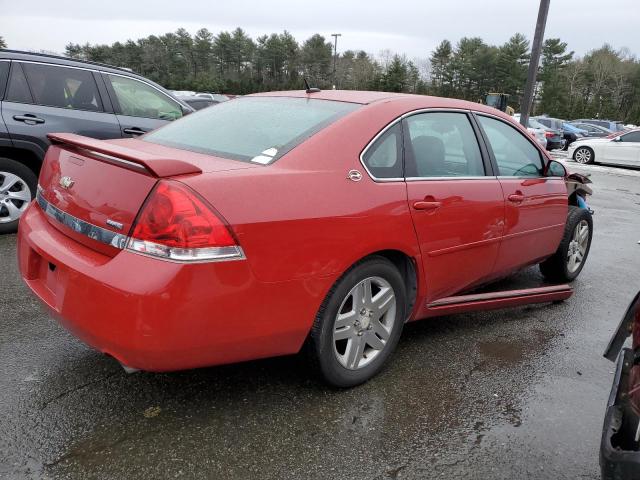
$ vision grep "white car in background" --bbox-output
[568,129,640,167]
[512,114,548,149]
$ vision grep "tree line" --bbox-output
[3,28,640,122]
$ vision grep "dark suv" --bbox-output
[0,50,193,232]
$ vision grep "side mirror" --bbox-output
[546,159,567,177]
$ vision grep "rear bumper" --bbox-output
[600,348,640,480]
[546,139,565,150]
[17,203,329,371]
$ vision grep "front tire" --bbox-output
[540,206,593,283]
[307,256,407,387]
[574,146,594,164]
[0,157,37,234]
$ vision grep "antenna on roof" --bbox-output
[303,78,321,94]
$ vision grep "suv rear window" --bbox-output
[143,97,359,163]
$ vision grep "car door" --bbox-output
[102,73,184,137]
[402,110,505,302]
[1,62,121,159]
[603,131,640,166]
[475,114,567,276]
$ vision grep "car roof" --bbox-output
[0,49,150,80]
[247,90,506,113]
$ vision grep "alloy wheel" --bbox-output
[332,276,396,370]
[567,219,589,273]
[0,171,32,224]
[574,147,592,164]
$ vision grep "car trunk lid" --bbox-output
[37,133,253,256]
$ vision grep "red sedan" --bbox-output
[17,90,593,387]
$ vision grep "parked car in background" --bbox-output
[561,123,589,149]
[196,92,230,102]
[574,119,626,133]
[569,121,613,137]
[179,95,220,110]
[17,91,593,387]
[172,91,230,104]
[514,114,564,150]
[567,128,640,166]
[0,50,194,232]
[511,114,547,148]
[535,116,587,150]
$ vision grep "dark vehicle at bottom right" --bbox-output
[601,291,640,480]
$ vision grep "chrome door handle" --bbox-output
[122,127,146,136]
[413,201,441,211]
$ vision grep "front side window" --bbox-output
[144,96,359,163]
[478,115,544,177]
[362,123,403,179]
[404,112,485,177]
[620,131,640,142]
[107,75,182,121]
[21,63,103,111]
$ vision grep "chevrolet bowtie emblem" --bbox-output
[59,176,74,189]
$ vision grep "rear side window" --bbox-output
[478,115,543,177]
[362,123,403,179]
[404,112,485,177]
[21,63,103,111]
[144,97,359,163]
[106,75,182,121]
[6,63,33,104]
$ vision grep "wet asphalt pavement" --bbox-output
[1,161,640,480]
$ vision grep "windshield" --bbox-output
[143,96,359,163]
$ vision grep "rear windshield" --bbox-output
[143,96,359,163]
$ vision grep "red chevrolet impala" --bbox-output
[17,90,593,386]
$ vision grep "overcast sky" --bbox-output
[1,0,638,60]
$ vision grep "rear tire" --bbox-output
[540,206,593,283]
[573,146,594,164]
[307,256,407,387]
[0,157,37,234]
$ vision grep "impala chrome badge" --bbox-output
[106,219,124,230]
[347,170,363,182]
[59,176,75,189]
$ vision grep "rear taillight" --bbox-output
[544,131,554,138]
[126,181,244,262]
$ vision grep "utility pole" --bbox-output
[519,0,550,127]
[331,33,341,89]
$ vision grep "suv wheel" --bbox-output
[0,157,37,234]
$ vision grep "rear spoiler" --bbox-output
[47,133,202,178]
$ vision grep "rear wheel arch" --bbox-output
[0,146,43,177]
[322,249,419,323]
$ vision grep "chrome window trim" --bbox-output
[359,107,478,183]
[14,60,182,110]
[15,59,101,73]
[405,176,495,182]
[36,187,129,249]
